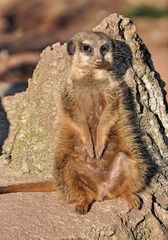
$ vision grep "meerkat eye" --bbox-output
[81,44,92,53]
[100,44,109,55]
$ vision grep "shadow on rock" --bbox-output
[111,40,158,184]
[111,39,133,77]
[4,81,28,97]
[0,99,10,155]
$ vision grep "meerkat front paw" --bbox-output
[95,143,105,159]
[95,135,106,159]
[95,128,107,159]
[80,128,94,158]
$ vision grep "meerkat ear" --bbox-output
[67,40,76,55]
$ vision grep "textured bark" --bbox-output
[1,14,168,239]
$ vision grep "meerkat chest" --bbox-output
[75,86,106,122]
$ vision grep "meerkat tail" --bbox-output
[0,180,56,194]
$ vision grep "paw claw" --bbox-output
[75,203,89,215]
[127,194,141,209]
[95,145,104,159]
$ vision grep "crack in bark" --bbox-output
[7,126,21,162]
[151,194,167,231]
[135,80,144,114]
[154,113,168,146]
[146,132,163,161]
[118,18,125,40]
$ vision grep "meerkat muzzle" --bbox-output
[95,60,103,66]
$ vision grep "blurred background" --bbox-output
[0,0,168,97]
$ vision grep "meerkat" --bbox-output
[0,31,152,215]
[52,31,151,214]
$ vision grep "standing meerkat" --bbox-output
[0,31,152,214]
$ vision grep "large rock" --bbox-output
[0,14,167,239]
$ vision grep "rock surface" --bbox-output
[0,160,165,240]
[0,14,168,239]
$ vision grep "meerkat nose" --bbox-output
[95,59,103,66]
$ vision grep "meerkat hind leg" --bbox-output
[107,152,141,208]
[75,190,95,215]
[70,173,96,214]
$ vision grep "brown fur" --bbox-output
[0,181,56,194]
[0,31,149,214]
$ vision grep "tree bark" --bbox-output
[1,14,168,239]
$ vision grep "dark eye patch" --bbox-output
[81,43,92,53]
[100,44,109,55]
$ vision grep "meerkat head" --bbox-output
[67,31,114,71]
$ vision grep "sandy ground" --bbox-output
[0,164,86,240]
